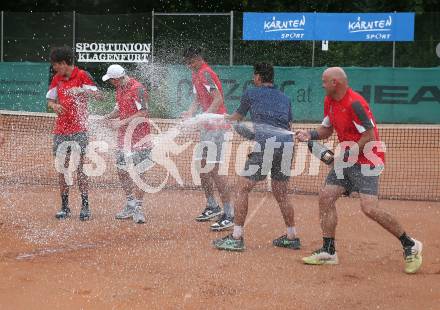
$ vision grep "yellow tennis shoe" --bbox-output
[404,239,423,274]
[302,248,339,265]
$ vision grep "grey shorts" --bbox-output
[53,132,88,156]
[243,146,293,182]
[115,149,153,172]
[325,164,380,196]
[194,129,226,163]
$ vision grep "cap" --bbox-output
[102,64,126,81]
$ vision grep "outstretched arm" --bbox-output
[296,125,334,142]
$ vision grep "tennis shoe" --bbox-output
[195,205,222,222]
[404,239,423,274]
[302,248,339,265]
[55,207,71,220]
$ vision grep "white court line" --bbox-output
[244,175,271,228]
[244,194,269,228]
[16,243,97,260]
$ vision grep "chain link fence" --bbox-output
[1,11,440,67]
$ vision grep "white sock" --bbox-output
[127,198,136,207]
[287,227,297,239]
[232,225,243,239]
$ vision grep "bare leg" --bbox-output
[58,151,71,196]
[210,164,231,206]
[319,185,346,238]
[117,168,134,197]
[77,155,88,196]
[234,177,258,227]
[58,173,69,196]
[200,159,215,202]
[271,180,295,228]
[359,193,404,238]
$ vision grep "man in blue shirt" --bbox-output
[213,63,300,251]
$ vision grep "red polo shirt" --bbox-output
[115,78,151,151]
[47,66,97,135]
[322,88,385,166]
[192,62,228,130]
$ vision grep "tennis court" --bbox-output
[1,111,440,309]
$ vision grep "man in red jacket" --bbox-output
[181,47,234,231]
[102,64,152,224]
[47,46,101,221]
[296,67,422,274]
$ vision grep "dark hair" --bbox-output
[182,47,202,63]
[49,46,74,65]
[254,63,274,83]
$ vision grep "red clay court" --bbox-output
[0,112,439,309]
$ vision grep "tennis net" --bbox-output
[1,110,439,201]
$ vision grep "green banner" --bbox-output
[165,65,440,124]
[0,62,50,112]
[1,63,439,123]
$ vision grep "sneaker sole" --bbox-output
[133,215,146,224]
[214,245,245,252]
[273,244,301,250]
[210,224,234,231]
[79,216,91,221]
[115,215,134,220]
[195,211,222,222]
[302,258,339,265]
[55,215,70,220]
[405,255,422,274]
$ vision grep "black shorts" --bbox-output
[325,164,381,196]
[53,132,88,156]
[243,147,293,182]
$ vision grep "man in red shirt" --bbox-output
[296,67,422,274]
[102,64,152,224]
[47,46,100,221]
[182,47,234,231]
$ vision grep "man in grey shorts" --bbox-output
[53,133,88,157]
[102,64,152,224]
[296,67,422,274]
[213,63,300,252]
[47,46,101,221]
[194,129,226,164]
[326,164,379,196]
[182,47,234,231]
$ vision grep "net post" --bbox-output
[392,11,396,68]
[229,10,234,66]
[151,10,155,64]
[311,11,317,67]
[1,11,4,62]
[72,10,76,65]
